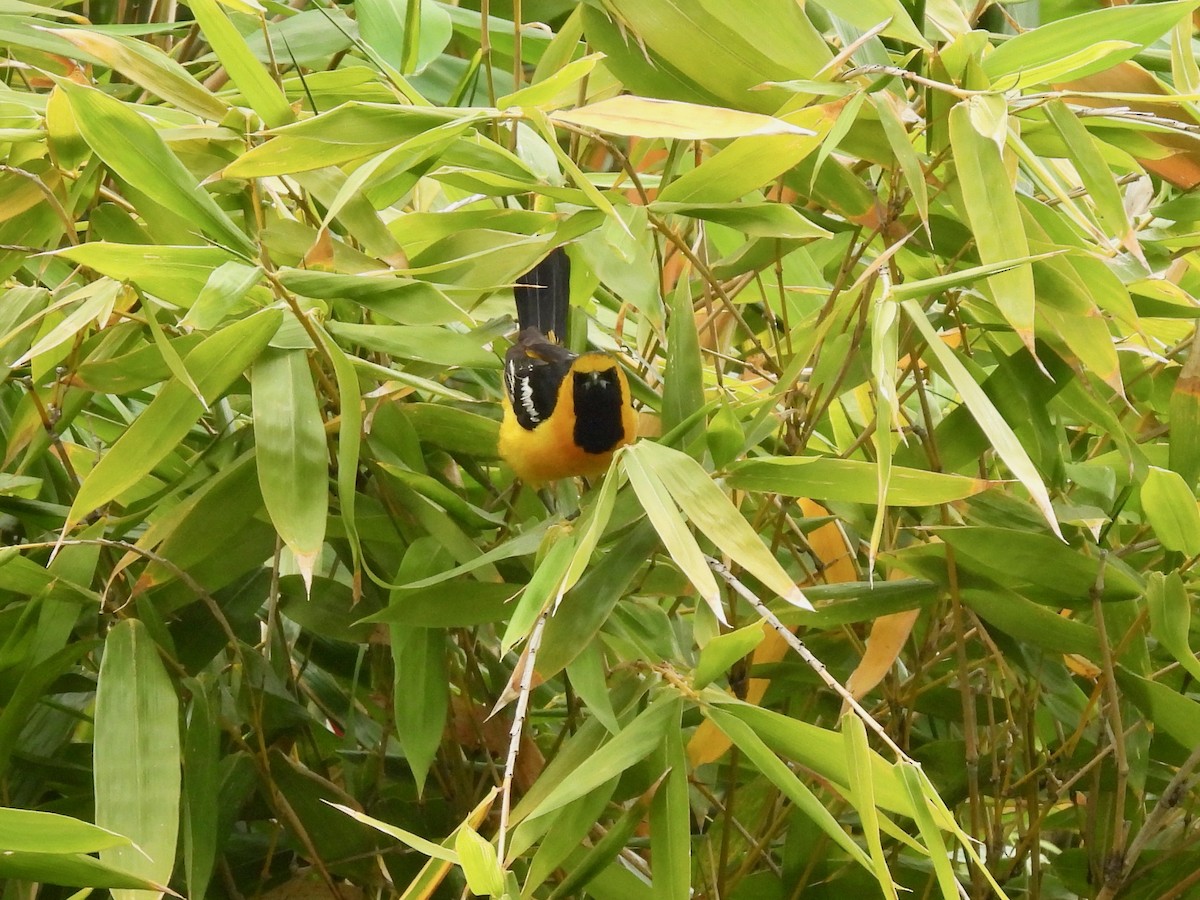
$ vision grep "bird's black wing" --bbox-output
[505,328,575,431]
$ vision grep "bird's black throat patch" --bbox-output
[572,368,625,453]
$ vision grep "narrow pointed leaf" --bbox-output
[94,619,181,899]
[902,300,1060,536]
[948,97,1035,349]
[252,347,328,585]
[61,82,254,258]
[636,440,812,608]
[67,309,282,528]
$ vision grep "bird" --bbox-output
[498,247,636,484]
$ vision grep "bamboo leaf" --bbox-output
[67,308,282,528]
[1146,572,1200,682]
[983,1,1200,85]
[455,825,505,897]
[726,456,992,505]
[634,440,812,609]
[252,346,329,587]
[705,706,874,871]
[49,27,229,121]
[0,808,131,854]
[842,714,898,900]
[60,83,255,258]
[326,802,460,863]
[694,621,765,690]
[948,96,1035,350]
[649,724,690,900]
[523,694,680,821]
[1141,466,1200,555]
[623,444,723,621]
[552,96,813,140]
[94,619,181,899]
[901,299,1061,537]
[185,0,295,127]
[896,763,965,900]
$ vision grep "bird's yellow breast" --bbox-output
[499,353,636,485]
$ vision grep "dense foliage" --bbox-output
[3,0,1200,898]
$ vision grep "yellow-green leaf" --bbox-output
[252,347,329,588]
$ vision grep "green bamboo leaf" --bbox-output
[539,523,659,678]
[53,243,239,307]
[983,1,1200,85]
[552,96,813,140]
[1169,355,1200,490]
[959,583,1101,657]
[357,0,451,75]
[325,802,460,863]
[0,808,131,854]
[948,96,1035,349]
[186,0,295,127]
[1146,572,1200,682]
[225,104,470,178]
[842,714,898,900]
[930,527,1140,603]
[144,295,207,409]
[1141,466,1200,555]
[547,783,657,900]
[873,94,929,229]
[455,825,505,897]
[720,701,914,814]
[598,0,832,111]
[317,329,363,570]
[811,0,931,48]
[499,53,603,109]
[182,681,220,900]
[706,401,744,470]
[902,299,1061,536]
[327,322,498,368]
[623,445,722,620]
[565,641,619,734]
[252,347,328,586]
[0,852,168,890]
[390,625,449,793]
[66,309,282,529]
[869,295,900,562]
[705,706,874,871]
[662,273,704,437]
[94,619,181,899]
[13,278,121,368]
[658,120,826,204]
[1043,100,1132,244]
[500,528,575,654]
[649,724,690,900]
[634,441,812,609]
[560,466,620,595]
[522,784,618,884]
[49,27,229,120]
[181,262,264,331]
[523,694,681,822]
[889,250,1067,302]
[60,83,254,258]
[1115,666,1200,750]
[896,763,965,900]
[651,200,832,240]
[694,621,765,690]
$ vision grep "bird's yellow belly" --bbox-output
[499,398,619,484]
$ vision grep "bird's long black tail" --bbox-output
[514,247,570,343]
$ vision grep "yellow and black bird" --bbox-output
[498,247,636,484]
